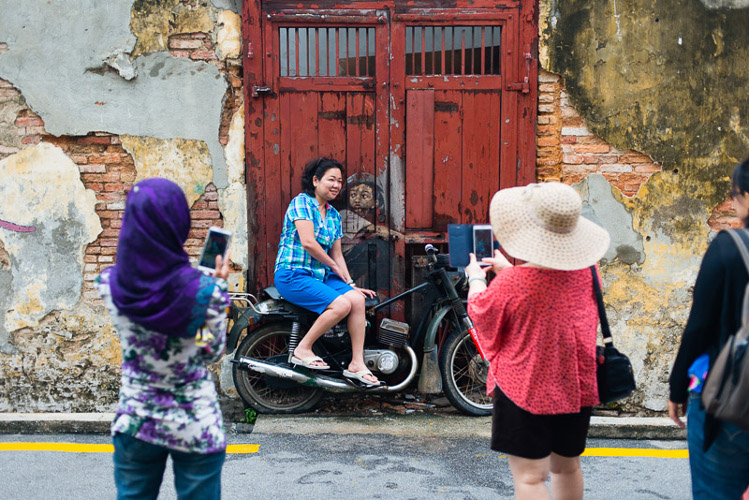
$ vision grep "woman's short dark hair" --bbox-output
[731,157,749,198]
[301,157,343,196]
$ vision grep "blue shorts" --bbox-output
[274,268,354,314]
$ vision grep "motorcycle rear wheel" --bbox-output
[439,326,493,416]
[232,323,324,414]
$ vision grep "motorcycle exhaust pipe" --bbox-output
[233,356,359,393]
[233,345,419,394]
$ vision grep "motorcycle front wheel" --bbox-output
[232,323,324,414]
[439,325,493,416]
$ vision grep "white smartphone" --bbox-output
[198,226,232,274]
[472,224,494,264]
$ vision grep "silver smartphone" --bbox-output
[472,224,494,264]
[198,226,232,274]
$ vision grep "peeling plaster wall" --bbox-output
[0,0,246,411]
[540,0,749,411]
[0,143,102,352]
[0,0,230,188]
[122,136,214,207]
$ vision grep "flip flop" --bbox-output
[343,369,383,387]
[290,355,329,370]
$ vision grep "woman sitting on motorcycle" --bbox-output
[273,157,380,387]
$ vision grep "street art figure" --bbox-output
[340,172,393,291]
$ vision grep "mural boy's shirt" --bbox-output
[96,269,229,454]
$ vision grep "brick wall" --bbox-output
[536,69,738,231]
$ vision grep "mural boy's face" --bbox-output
[349,183,375,213]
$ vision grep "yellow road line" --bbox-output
[0,443,259,454]
[582,448,688,458]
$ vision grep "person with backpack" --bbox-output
[668,158,749,499]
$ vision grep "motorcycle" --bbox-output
[226,244,492,416]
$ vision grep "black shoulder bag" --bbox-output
[591,267,637,403]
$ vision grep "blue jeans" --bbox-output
[687,394,749,499]
[113,432,225,500]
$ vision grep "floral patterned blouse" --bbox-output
[97,269,230,454]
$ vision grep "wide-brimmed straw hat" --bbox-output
[489,182,610,271]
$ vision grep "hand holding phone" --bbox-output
[198,227,232,275]
[472,224,494,266]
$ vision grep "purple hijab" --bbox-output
[109,178,206,337]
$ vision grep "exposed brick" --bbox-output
[120,171,136,182]
[537,116,551,125]
[618,152,652,163]
[106,202,126,210]
[563,154,584,164]
[202,190,219,201]
[83,182,104,192]
[21,136,42,145]
[101,247,118,255]
[633,163,662,173]
[78,136,112,145]
[79,164,107,173]
[191,210,221,219]
[583,155,617,165]
[97,193,125,202]
[104,183,126,192]
[561,126,591,137]
[168,38,203,50]
[98,256,114,263]
[538,93,555,104]
[537,136,557,147]
[600,163,633,173]
[84,255,98,263]
[538,83,557,93]
[100,239,119,247]
[560,136,577,144]
[538,104,555,114]
[171,50,192,59]
[101,228,120,238]
[192,201,208,210]
[538,73,559,83]
[14,116,44,127]
[575,144,611,154]
[190,50,217,60]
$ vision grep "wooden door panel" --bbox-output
[432,90,463,230]
[405,90,435,229]
[460,91,501,224]
[318,93,347,160]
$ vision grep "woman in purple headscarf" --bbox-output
[96,178,230,500]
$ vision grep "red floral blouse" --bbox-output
[467,266,600,415]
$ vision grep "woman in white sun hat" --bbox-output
[465,182,610,500]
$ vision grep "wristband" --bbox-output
[346,279,355,285]
[468,277,487,286]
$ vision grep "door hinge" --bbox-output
[506,43,533,94]
[506,81,530,93]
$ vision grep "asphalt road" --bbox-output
[0,433,690,499]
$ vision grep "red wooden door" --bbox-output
[251,10,391,290]
[243,2,537,299]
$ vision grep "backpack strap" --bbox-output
[723,229,749,330]
[590,266,614,345]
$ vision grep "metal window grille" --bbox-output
[405,26,501,76]
[279,27,376,77]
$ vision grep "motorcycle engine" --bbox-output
[377,318,409,348]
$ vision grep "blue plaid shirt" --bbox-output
[274,193,343,281]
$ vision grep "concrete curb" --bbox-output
[0,413,686,440]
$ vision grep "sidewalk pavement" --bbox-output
[0,413,686,440]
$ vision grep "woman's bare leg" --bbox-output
[292,296,351,367]
[507,454,551,500]
[342,290,378,383]
[549,453,583,500]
